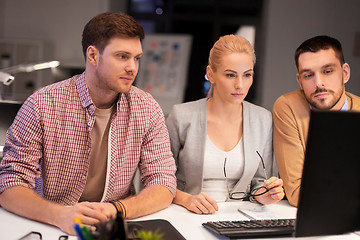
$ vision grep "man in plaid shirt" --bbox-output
[0,12,176,235]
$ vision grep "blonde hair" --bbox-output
[207,34,255,97]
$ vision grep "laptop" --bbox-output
[203,110,360,238]
[0,101,22,157]
[295,110,360,237]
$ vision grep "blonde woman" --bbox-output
[166,35,284,214]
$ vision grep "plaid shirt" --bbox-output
[0,73,176,205]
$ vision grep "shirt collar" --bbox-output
[340,95,349,111]
[76,72,96,113]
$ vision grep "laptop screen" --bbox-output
[0,101,22,155]
[295,110,360,237]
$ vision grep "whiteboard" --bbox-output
[136,34,193,116]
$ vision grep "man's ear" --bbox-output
[342,63,350,84]
[87,46,98,66]
[296,73,303,89]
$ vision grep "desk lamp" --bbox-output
[0,60,60,86]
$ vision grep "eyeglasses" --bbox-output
[18,231,68,240]
[224,151,269,200]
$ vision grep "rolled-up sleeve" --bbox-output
[0,95,43,193]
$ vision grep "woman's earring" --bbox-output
[205,74,209,81]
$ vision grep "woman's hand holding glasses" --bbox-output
[254,177,285,205]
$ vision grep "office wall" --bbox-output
[0,1,5,36]
[0,0,112,67]
[260,0,360,110]
[0,0,359,109]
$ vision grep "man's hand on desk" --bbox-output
[254,177,285,205]
[0,186,112,235]
[183,192,219,214]
[55,202,110,235]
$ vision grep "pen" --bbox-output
[82,225,94,240]
[74,217,83,227]
[238,208,256,220]
[74,223,86,240]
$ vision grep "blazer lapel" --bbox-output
[231,101,260,194]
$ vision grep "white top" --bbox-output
[202,135,245,202]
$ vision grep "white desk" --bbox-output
[1,200,360,240]
[134,200,360,240]
[0,207,77,240]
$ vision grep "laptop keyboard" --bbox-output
[203,219,296,238]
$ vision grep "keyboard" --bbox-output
[202,219,296,238]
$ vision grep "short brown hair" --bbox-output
[81,12,144,58]
[295,35,345,71]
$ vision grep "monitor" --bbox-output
[295,110,360,237]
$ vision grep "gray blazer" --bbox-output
[165,98,275,199]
